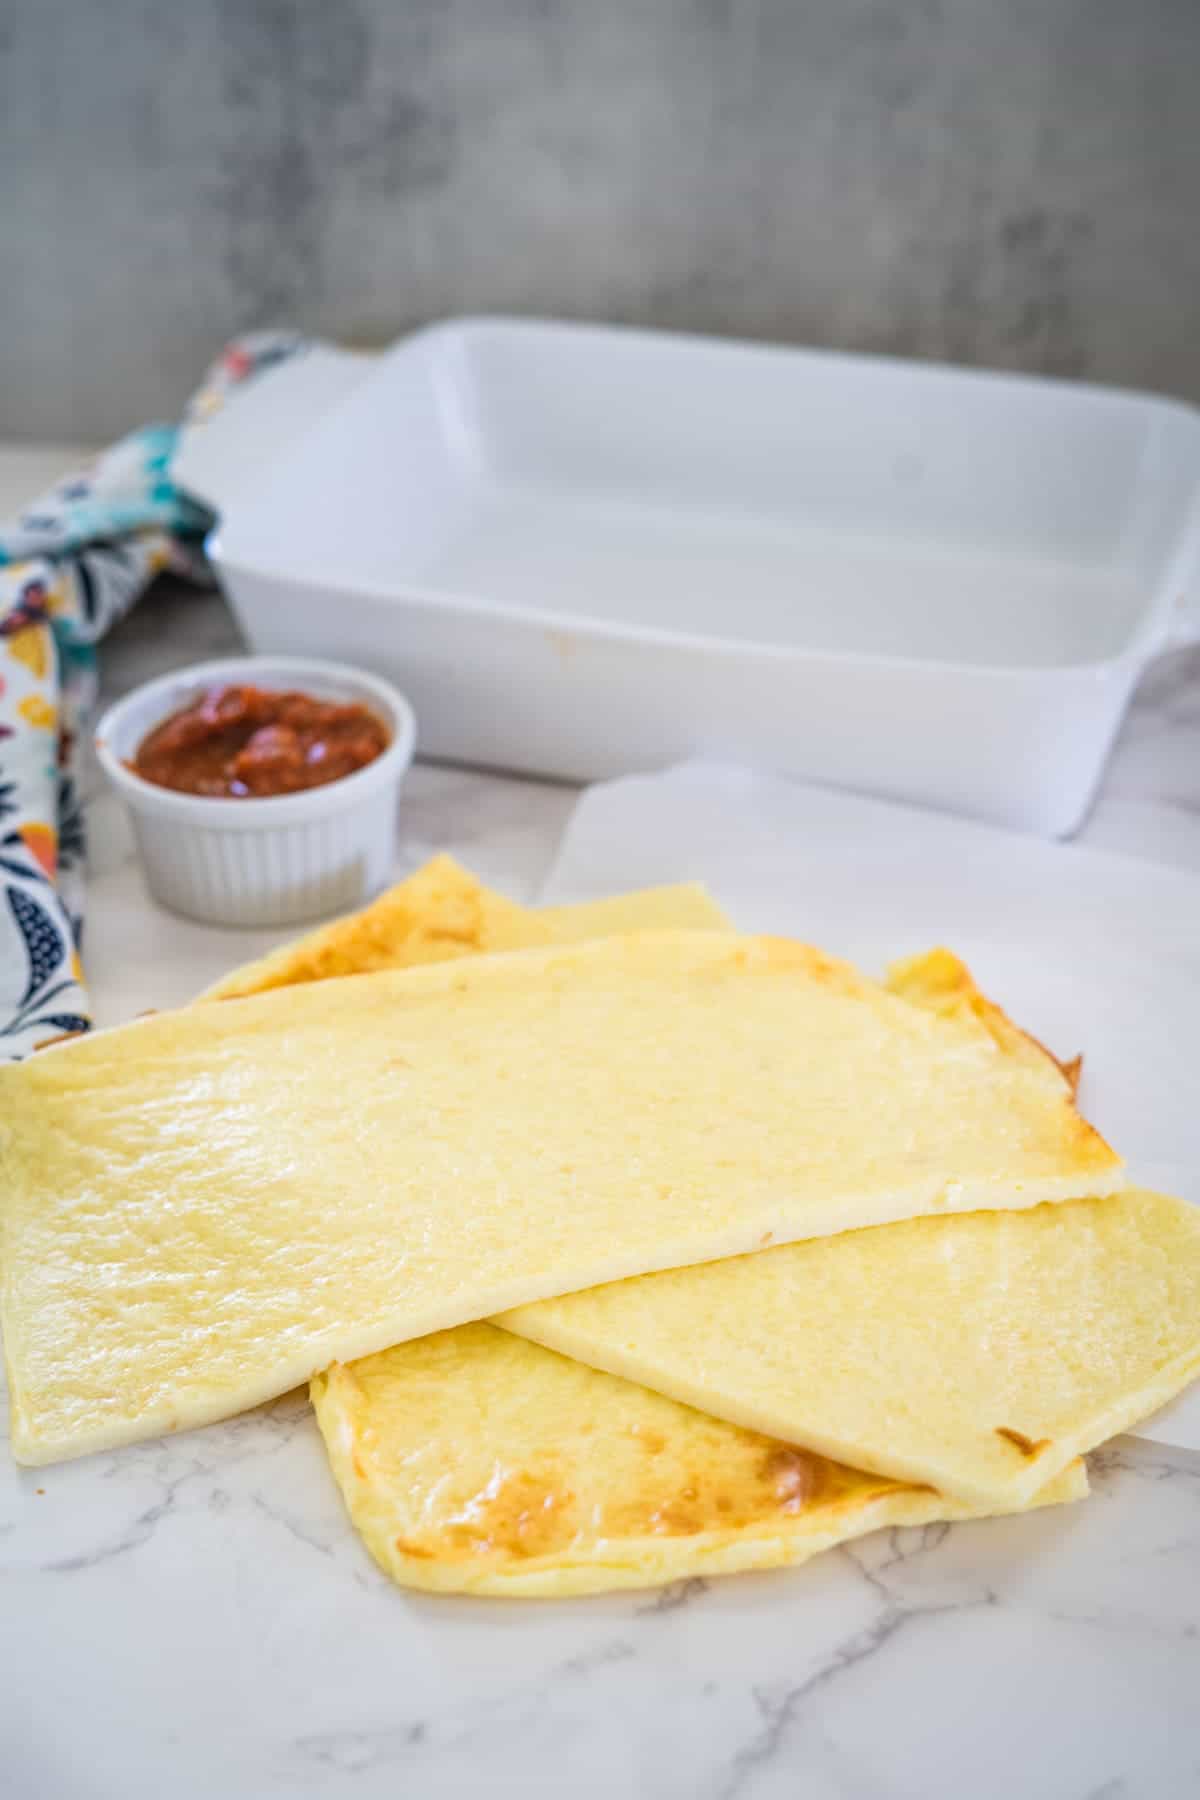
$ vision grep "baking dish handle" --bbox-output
[171,345,372,520]
[1167,574,1200,648]
[1163,501,1200,648]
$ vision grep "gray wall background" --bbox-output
[2,0,1197,443]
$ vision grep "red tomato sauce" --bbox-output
[132,684,389,798]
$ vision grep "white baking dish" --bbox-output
[204,318,1200,836]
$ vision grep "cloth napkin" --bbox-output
[0,332,307,1058]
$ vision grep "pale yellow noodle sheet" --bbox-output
[499,951,1198,1509]
[226,866,1101,1593]
[312,1323,1087,1597]
[501,1186,1200,1511]
[1,907,1118,1463]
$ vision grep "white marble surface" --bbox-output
[4,566,1200,1798]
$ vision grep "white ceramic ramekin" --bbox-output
[94,656,416,927]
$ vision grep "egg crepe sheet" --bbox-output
[198,854,558,999]
[496,953,1199,1512]
[500,1186,1200,1511]
[2,896,1120,1466]
[216,873,1196,1532]
[220,868,1126,1586]
[247,876,1087,1593]
[199,854,731,1000]
[536,884,735,940]
[311,1325,1088,1597]
[215,871,1086,1591]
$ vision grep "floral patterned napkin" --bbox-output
[0,333,307,1058]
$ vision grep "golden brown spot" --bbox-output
[805,952,841,982]
[395,1537,436,1559]
[996,1427,1052,1459]
[638,1443,839,1538]
[648,1485,706,1535]
[351,1453,367,1480]
[630,1429,665,1456]
[759,1446,824,1513]
[1070,1107,1117,1166]
[429,924,482,946]
[887,947,1086,1096]
[443,1466,576,1559]
[773,941,860,989]
[1016,1019,1084,1092]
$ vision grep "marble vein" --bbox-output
[719,1517,1007,1793]
[292,1636,638,1778]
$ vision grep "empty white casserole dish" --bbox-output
[201,318,1200,836]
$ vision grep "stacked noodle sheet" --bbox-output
[2,857,1197,1594]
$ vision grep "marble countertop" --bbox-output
[5,552,1200,1796]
